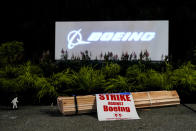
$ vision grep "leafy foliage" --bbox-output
[104,75,132,93]
[126,64,145,91]
[50,69,76,95]
[72,66,105,94]
[13,61,54,104]
[171,62,196,98]
[15,62,38,104]
[35,77,56,102]
[0,65,20,78]
[0,41,24,65]
[17,61,37,88]
[0,65,21,104]
[102,63,120,79]
[126,64,142,81]
[142,69,166,90]
[0,41,196,104]
[161,62,174,90]
[126,64,173,91]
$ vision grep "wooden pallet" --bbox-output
[57,90,180,115]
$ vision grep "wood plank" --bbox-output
[132,92,149,101]
[149,91,177,100]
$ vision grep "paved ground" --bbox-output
[0,104,196,131]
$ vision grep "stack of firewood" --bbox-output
[57,90,180,115]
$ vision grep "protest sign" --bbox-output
[96,92,140,121]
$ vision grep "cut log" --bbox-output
[57,90,180,115]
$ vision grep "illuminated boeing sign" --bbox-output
[67,29,156,49]
[55,21,168,61]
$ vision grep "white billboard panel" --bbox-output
[55,21,168,61]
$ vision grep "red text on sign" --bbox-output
[99,94,131,101]
[103,105,130,112]
[108,102,123,106]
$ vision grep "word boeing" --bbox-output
[67,29,156,49]
[88,32,156,42]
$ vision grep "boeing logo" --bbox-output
[67,29,156,49]
[67,29,90,49]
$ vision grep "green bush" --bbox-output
[126,64,173,91]
[50,69,76,96]
[16,62,38,104]
[18,61,43,76]
[0,41,196,104]
[126,64,141,81]
[104,75,132,93]
[142,69,166,90]
[16,61,59,104]
[72,66,105,94]
[171,62,196,100]
[102,63,120,79]
[35,77,56,102]
[126,64,145,91]
[0,41,24,66]
[0,65,21,104]
[0,65,20,78]
[161,62,174,90]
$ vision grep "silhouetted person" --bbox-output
[11,97,18,109]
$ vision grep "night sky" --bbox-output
[1,0,196,62]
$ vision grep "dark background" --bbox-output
[1,0,196,63]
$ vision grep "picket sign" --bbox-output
[96,92,140,121]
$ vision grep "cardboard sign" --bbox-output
[96,92,140,121]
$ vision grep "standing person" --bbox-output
[11,97,19,109]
